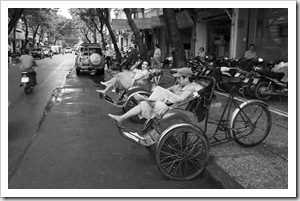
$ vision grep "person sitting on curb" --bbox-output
[107,67,196,125]
[97,59,151,95]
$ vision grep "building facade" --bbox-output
[110,8,289,62]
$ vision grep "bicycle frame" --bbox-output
[202,85,251,147]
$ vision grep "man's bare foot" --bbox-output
[100,81,109,87]
[96,89,105,94]
[108,114,123,124]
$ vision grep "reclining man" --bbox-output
[97,59,151,94]
[108,67,196,125]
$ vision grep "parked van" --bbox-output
[50,46,60,54]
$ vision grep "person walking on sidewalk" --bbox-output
[105,47,114,70]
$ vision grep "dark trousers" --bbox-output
[106,56,112,69]
[27,71,37,84]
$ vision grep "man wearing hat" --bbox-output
[108,67,196,124]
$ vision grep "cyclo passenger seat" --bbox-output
[171,75,216,122]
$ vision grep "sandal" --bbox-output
[115,120,125,129]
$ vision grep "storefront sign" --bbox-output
[151,16,166,27]
[112,18,152,30]
[175,10,194,29]
[112,11,194,30]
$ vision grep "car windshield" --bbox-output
[33,48,42,51]
[80,47,101,55]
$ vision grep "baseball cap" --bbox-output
[173,67,193,78]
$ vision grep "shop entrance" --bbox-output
[207,17,231,59]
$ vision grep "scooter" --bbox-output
[20,72,35,94]
[20,65,38,94]
[254,70,287,101]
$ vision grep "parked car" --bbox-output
[65,47,72,54]
[42,47,52,57]
[31,47,45,59]
[75,43,105,75]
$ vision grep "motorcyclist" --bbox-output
[17,49,38,86]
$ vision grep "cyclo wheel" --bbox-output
[230,101,272,147]
[156,124,209,180]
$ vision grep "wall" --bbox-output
[235,8,251,58]
[194,22,207,57]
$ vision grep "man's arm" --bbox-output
[130,59,142,71]
[31,57,37,66]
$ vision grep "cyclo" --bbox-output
[101,74,272,180]
[100,67,163,123]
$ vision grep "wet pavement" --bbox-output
[7,65,293,195]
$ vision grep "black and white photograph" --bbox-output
[2,0,296,198]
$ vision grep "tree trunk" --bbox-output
[8,8,25,35]
[95,9,107,49]
[93,29,97,43]
[123,8,149,61]
[97,8,121,63]
[80,29,91,43]
[22,17,29,50]
[163,8,186,68]
[32,24,40,47]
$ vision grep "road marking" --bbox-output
[215,91,288,117]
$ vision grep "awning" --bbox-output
[111,12,194,30]
[197,9,232,22]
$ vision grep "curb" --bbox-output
[203,158,244,189]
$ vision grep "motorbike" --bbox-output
[253,69,287,100]
[20,65,38,94]
[20,72,35,94]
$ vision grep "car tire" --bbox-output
[96,68,105,75]
[76,68,81,75]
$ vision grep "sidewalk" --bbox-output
[161,68,289,189]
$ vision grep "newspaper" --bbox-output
[147,86,181,103]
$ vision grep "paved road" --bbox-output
[7,55,221,195]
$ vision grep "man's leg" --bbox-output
[108,103,142,124]
[32,71,37,85]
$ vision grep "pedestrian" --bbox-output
[105,47,113,69]
[128,45,140,65]
[197,47,206,60]
[244,44,258,59]
[153,44,161,68]
[8,44,12,64]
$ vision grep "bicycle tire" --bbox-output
[156,125,209,180]
[230,101,272,147]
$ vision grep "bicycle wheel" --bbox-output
[230,101,272,147]
[156,125,209,180]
